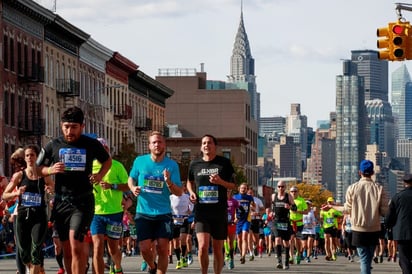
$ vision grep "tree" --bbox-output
[291,182,333,216]
[113,139,138,173]
[233,163,247,188]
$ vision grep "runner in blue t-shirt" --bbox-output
[233,183,255,264]
[128,131,183,274]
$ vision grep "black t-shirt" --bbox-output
[38,135,110,198]
[188,155,235,219]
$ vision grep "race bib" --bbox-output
[106,221,123,239]
[198,186,218,204]
[59,148,86,171]
[21,192,42,207]
[142,175,164,194]
[326,217,334,224]
[276,222,289,231]
[173,215,187,226]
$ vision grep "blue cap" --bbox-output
[360,160,374,175]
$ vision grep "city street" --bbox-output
[0,253,403,274]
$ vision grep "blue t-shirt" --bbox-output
[129,154,181,216]
[233,193,254,222]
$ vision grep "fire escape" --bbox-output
[17,61,45,145]
[113,103,133,151]
[56,78,80,108]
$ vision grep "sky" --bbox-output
[34,0,411,128]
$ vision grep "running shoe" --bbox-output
[379,255,383,263]
[249,254,254,261]
[176,259,183,269]
[240,256,246,264]
[296,254,301,264]
[148,262,157,274]
[182,257,188,267]
[373,256,378,263]
[140,261,148,271]
[283,264,289,270]
[228,259,234,270]
[306,257,311,263]
[187,254,193,265]
[276,262,283,269]
[57,268,65,274]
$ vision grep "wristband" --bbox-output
[48,167,52,175]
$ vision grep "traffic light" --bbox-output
[377,24,391,60]
[377,21,411,61]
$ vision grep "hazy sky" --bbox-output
[35,0,409,128]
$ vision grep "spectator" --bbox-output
[385,173,412,274]
[343,160,389,274]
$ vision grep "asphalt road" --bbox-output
[0,252,403,274]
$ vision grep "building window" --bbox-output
[10,93,15,127]
[223,151,231,159]
[4,35,8,69]
[17,41,22,75]
[4,91,9,125]
[10,39,14,72]
[181,151,191,161]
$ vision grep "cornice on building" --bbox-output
[80,37,113,72]
[4,0,55,23]
[106,52,138,83]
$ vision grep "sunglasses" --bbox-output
[278,185,285,188]
[290,190,297,193]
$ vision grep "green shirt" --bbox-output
[92,159,128,215]
[320,208,343,229]
[290,196,307,226]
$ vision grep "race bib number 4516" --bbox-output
[59,148,86,171]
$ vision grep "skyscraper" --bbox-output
[286,103,308,172]
[365,99,395,158]
[351,50,388,101]
[227,5,259,121]
[335,60,367,203]
[391,64,412,139]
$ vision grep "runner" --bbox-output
[320,197,343,261]
[233,183,255,264]
[90,137,129,274]
[271,181,296,270]
[288,186,308,264]
[170,183,194,269]
[225,189,239,269]
[262,207,274,256]
[247,187,264,260]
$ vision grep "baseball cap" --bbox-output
[97,138,108,147]
[359,160,374,175]
[290,186,298,192]
[403,173,412,183]
[306,200,313,205]
[327,197,334,203]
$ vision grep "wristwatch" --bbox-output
[111,184,118,190]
